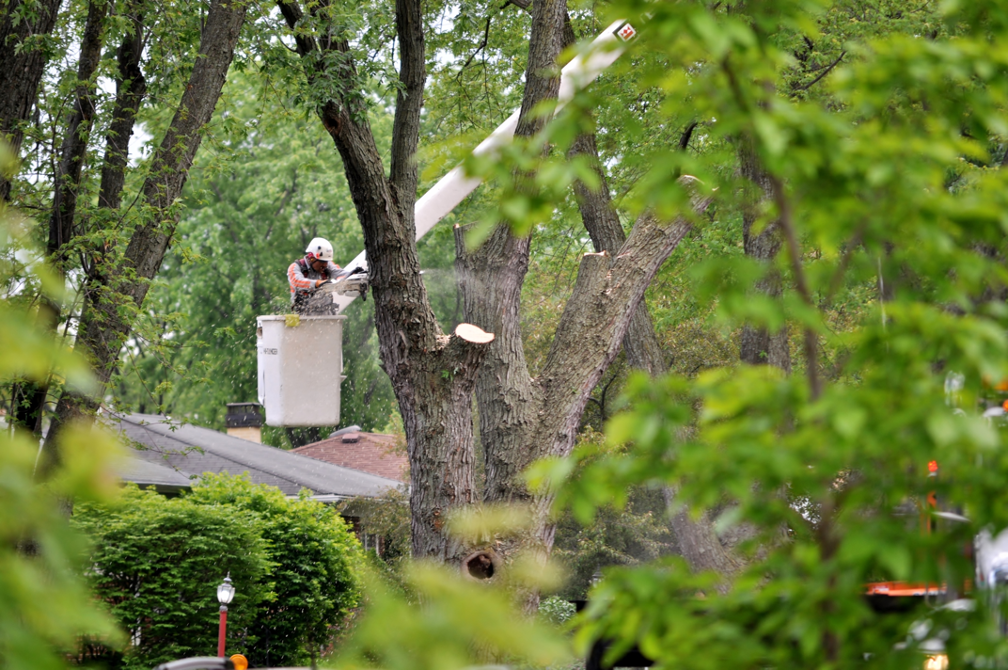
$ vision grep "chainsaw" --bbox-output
[319,266,369,302]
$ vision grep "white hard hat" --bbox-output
[305,237,334,262]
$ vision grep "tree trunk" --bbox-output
[0,0,62,201]
[277,0,494,562]
[47,0,246,449]
[471,0,568,508]
[738,136,791,372]
[12,0,109,442]
[456,225,538,504]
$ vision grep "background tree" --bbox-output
[0,0,253,466]
[47,0,249,448]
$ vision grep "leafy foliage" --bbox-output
[334,562,572,670]
[538,595,577,627]
[0,144,123,670]
[73,475,364,669]
[512,1,1008,669]
[72,485,272,668]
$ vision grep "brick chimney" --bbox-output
[226,403,263,443]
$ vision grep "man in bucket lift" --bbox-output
[288,237,351,315]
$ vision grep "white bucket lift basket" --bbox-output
[257,315,346,426]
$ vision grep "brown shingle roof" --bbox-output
[292,432,408,483]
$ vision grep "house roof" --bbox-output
[114,452,193,495]
[292,431,408,483]
[109,412,401,499]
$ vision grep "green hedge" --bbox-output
[73,474,363,668]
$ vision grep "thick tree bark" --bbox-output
[277,0,494,562]
[0,0,62,200]
[12,0,110,441]
[456,226,537,504]
[47,0,246,449]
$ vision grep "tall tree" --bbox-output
[47,0,248,453]
[10,0,110,439]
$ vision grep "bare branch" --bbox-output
[793,51,846,93]
[679,120,699,151]
[456,13,493,78]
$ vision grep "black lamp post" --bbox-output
[215,574,235,657]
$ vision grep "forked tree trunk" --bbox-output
[47,0,247,453]
[460,191,713,609]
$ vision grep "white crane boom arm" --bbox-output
[333,19,636,313]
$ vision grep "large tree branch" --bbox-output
[279,0,489,562]
[569,131,667,376]
[538,182,713,442]
[388,0,424,198]
[276,0,438,367]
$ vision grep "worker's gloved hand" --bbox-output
[315,279,330,288]
[349,267,365,276]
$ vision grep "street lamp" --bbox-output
[216,573,235,657]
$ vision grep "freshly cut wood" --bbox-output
[455,323,495,344]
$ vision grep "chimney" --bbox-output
[226,403,263,443]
